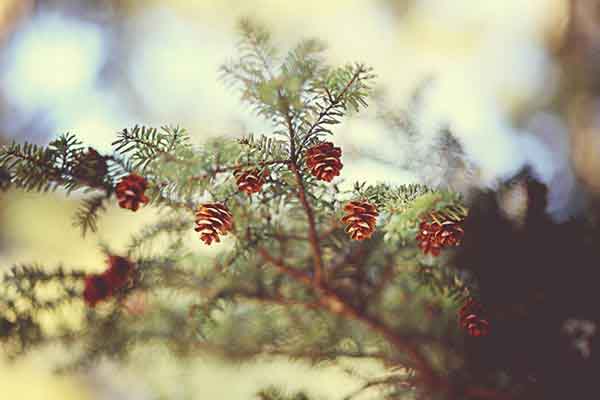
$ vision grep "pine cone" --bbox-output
[234,168,267,195]
[115,174,150,211]
[416,217,464,256]
[416,221,443,256]
[104,255,136,290]
[72,147,108,188]
[83,274,112,307]
[436,220,464,247]
[341,201,379,241]
[195,203,234,245]
[459,298,490,337]
[306,142,343,182]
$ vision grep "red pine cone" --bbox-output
[459,298,490,337]
[83,255,137,308]
[72,147,108,188]
[234,168,267,195]
[306,142,343,182]
[416,219,464,256]
[416,221,443,256]
[115,174,150,211]
[341,201,379,241]
[195,203,234,245]
[83,274,112,307]
[104,255,136,290]
[436,220,464,247]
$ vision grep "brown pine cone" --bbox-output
[341,201,379,241]
[416,221,443,256]
[115,174,150,211]
[436,220,464,247]
[195,203,234,245]
[459,298,490,337]
[416,217,464,256]
[305,142,343,182]
[464,315,490,337]
[72,147,108,188]
[234,168,267,195]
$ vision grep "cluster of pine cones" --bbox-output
[83,143,478,344]
[110,142,469,250]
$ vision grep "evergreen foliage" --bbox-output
[2,18,598,400]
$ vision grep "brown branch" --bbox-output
[257,248,313,287]
[257,247,444,394]
[289,163,325,285]
[213,159,291,173]
[257,248,514,400]
[188,159,291,182]
[277,91,325,287]
[235,292,321,310]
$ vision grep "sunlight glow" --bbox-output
[1,14,105,110]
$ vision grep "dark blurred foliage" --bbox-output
[454,12,600,394]
[454,169,600,400]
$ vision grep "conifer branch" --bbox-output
[257,247,442,394]
[73,193,109,236]
[300,65,371,148]
[188,159,292,182]
[278,89,326,286]
[0,18,527,400]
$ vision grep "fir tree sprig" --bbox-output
[112,125,190,172]
[73,193,110,236]
[0,18,521,400]
[0,135,70,192]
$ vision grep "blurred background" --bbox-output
[0,0,596,398]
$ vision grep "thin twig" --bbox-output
[257,248,313,286]
[300,66,365,148]
[277,90,325,287]
[189,159,291,182]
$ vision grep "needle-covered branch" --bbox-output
[0,17,525,400]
